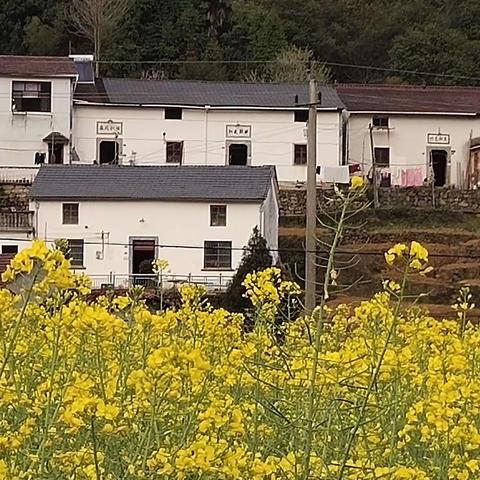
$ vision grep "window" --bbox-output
[63,203,79,225]
[374,147,390,166]
[12,81,51,112]
[165,107,183,120]
[210,205,227,226]
[67,239,84,267]
[294,144,307,165]
[2,245,18,254]
[204,241,232,269]
[166,141,183,164]
[372,116,389,128]
[294,110,309,122]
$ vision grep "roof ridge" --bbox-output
[0,55,72,60]
[102,77,335,89]
[336,83,480,92]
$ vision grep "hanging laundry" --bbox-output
[401,168,423,187]
[317,165,350,184]
[348,163,361,174]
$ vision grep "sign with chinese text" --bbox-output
[97,121,123,135]
[226,125,251,138]
[427,133,450,145]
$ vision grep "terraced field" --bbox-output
[279,211,480,319]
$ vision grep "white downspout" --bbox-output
[204,105,211,165]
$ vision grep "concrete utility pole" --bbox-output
[305,76,318,313]
[368,124,379,208]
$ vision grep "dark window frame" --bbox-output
[203,241,232,270]
[2,245,18,254]
[294,144,307,165]
[164,107,183,120]
[372,116,389,128]
[62,203,79,225]
[294,110,309,122]
[12,81,52,113]
[166,141,183,164]
[210,205,227,227]
[67,239,84,268]
[374,147,390,166]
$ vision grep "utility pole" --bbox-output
[305,76,318,313]
[368,124,379,208]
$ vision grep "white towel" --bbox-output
[317,165,350,184]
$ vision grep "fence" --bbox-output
[0,211,34,231]
[88,273,234,292]
[0,166,39,184]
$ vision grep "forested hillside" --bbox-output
[2,0,480,84]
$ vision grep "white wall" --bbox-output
[32,198,275,278]
[0,232,32,254]
[0,76,73,167]
[261,177,279,263]
[348,113,480,186]
[73,105,342,183]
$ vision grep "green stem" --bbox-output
[38,322,62,473]
[302,194,350,480]
[91,417,102,480]
[336,263,409,479]
[95,331,107,400]
[0,267,40,380]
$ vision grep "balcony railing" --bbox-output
[0,211,34,232]
[0,166,39,184]
[89,273,233,292]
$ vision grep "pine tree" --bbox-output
[223,226,273,313]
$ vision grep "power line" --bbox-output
[2,236,480,259]
[92,58,480,83]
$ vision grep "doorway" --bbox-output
[98,139,121,164]
[48,144,64,164]
[431,149,448,186]
[131,238,157,287]
[228,143,248,165]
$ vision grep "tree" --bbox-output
[68,0,131,76]
[223,2,287,79]
[389,23,478,85]
[223,227,273,314]
[201,0,232,40]
[244,46,331,84]
[24,16,62,55]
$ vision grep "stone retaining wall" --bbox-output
[280,187,480,217]
[0,184,30,211]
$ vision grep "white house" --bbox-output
[29,164,278,288]
[337,84,480,187]
[0,55,78,178]
[73,78,347,184]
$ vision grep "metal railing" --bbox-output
[0,166,39,184]
[0,211,34,231]
[89,273,233,292]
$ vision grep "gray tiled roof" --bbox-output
[76,78,344,109]
[30,165,275,202]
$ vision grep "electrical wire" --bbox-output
[1,236,480,259]
[89,59,480,83]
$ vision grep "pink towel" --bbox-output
[401,168,423,187]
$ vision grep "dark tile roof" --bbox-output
[30,165,276,202]
[336,84,480,114]
[73,78,345,109]
[75,78,108,102]
[0,56,77,77]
